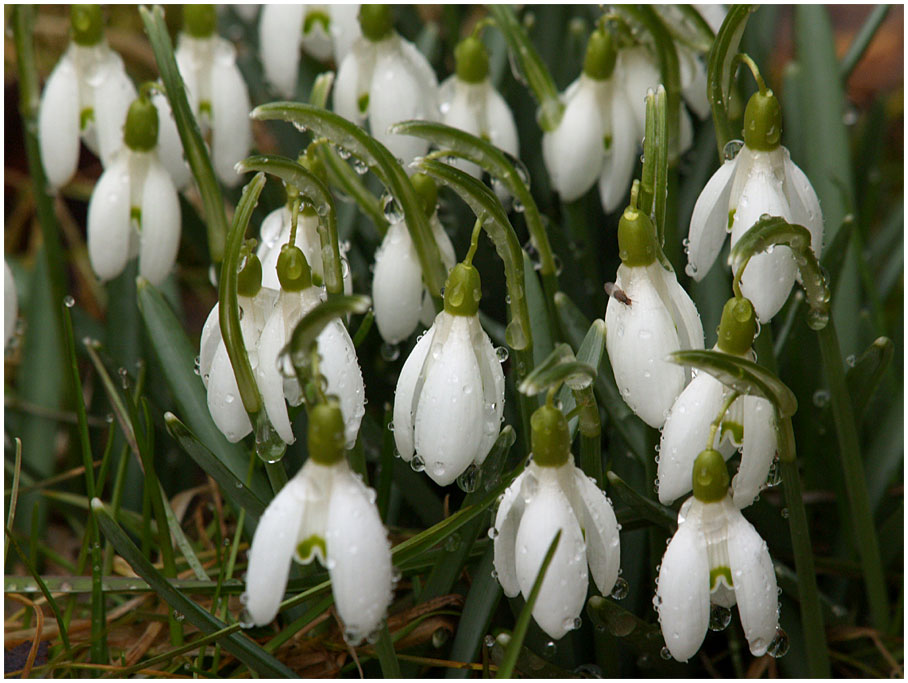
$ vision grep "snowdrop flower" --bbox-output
[199,248,275,442]
[4,260,17,349]
[372,174,456,344]
[656,448,780,662]
[259,4,362,97]
[256,245,365,448]
[542,26,638,213]
[170,5,252,187]
[687,87,823,321]
[393,249,505,486]
[438,36,519,180]
[658,297,778,508]
[244,401,393,643]
[38,5,136,189]
[86,93,181,286]
[492,402,620,640]
[605,194,704,428]
[333,5,438,169]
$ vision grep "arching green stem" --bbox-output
[732,52,768,94]
[706,390,739,452]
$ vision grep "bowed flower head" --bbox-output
[393,254,505,486]
[605,196,704,428]
[39,5,136,189]
[659,297,779,508]
[87,93,181,286]
[687,88,823,321]
[657,449,780,662]
[333,5,438,168]
[492,403,621,640]
[244,402,393,643]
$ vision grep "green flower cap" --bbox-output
[411,172,438,218]
[123,95,159,152]
[71,5,104,46]
[455,36,490,83]
[617,207,658,267]
[183,5,217,38]
[308,402,346,465]
[443,263,482,317]
[303,9,330,35]
[716,296,756,355]
[692,448,730,503]
[583,28,617,81]
[530,403,571,467]
[237,240,263,298]
[743,89,782,151]
[359,4,393,42]
[277,245,312,292]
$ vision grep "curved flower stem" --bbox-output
[313,138,389,236]
[705,390,739,451]
[732,52,768,94]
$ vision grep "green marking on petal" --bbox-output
[303,10,330,35]
[357,93,370,114]
[721,420,744,445]
[603,134,612,152]
[80,107,95,130]
[296,535,326,563]
[200,101,212,117]
[130,206,142,225]
[727,208,736,231]
[710,565,733,590]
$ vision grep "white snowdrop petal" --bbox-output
[656,514,710,662]
[260,5,305,98]
[470,317,506,466]
[483,84,520,159]
[316,320,365,448]
[4,261,17,349]
[333,45,369,125]
[726,507,779,656]
[679,47,710,120]
[542,77,607,201]
[655,263,705,352]
[440,79,483,178]
[330,4,362,63]
[300,16,333,62]
[244,475,307,625]
[87,156,132,282]
[783,154,824,258]
[492,470,528,598]
[732,397,778,509]
[256,305,295,444]
[152,93,192,190]
[515,474,588,640]
[688,159,737,280]
[199,303,221,388]
[210,48,252,187]
[325,466,393,641]
[598,89,638,214]
[138,160,181,286]
[414,317,485,485]
[372,220,425,344]
[431,215,457,270]
[658,373,729,505]
[572,469,620,596]
[38,53,81,188]
[392,320,436,461]
[92,54,137,167]
[618,47,660,139]
[207,342,252,442]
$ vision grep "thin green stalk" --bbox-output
[374,623,402,678]
[5,439,22,562]
[265,460,289,494]
[839,5,891,82]
[816,316,889,630]
[316,140,389,236]
[574,386,602,486]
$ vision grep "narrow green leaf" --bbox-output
[518,343,595,396]
[5,439,22,561]
[287,295,371,384]
[586,595,668,661]
[496,530,561,678]
[606,471,677,533]
[308,71,334,109]
[845,336,894,419]
[670,348,798,418]
[140,5,228,261]
[839,6,891,82]
[92,498,298,678]
[557,319,606,435]
[374,623,402,678]
[415,157,532,352]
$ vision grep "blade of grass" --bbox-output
[606,471,677,533]
[374,623,402,678]
[5,439,22,563]
[839,5,891,82]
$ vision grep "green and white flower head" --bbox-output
[542,25,639,213]
[438,35,519,180]
[86,91,181,286]
[687,86,824,321]
[4,260,17,349]
[372,174,456,344]
[656,449,780,662]
[333,5,438,170]
[259,4,362,98]
[605,191,704,428]
[243,401,393,643]
[256,244,365,448]
[38,4,137,189]
[658,297,779,508]
[165,5,252,187]
[492,402,621,640]
[392,240,505,486]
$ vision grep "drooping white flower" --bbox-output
[259,4,362,97]
[659,297,778,508]
[244,402,393,643]
[492,403,620,641]
[393,262,505,486]
[542,27,637,213]
[86,95,181,286]
[438,36,519,180]
[333,5,437,169]
[656,449,779,662]
[170,5,252,187]
[687,88,823,321]
[38,5,136,189]
[256,245,365,448]
[605,202,704,429]
[4,260,17,349]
